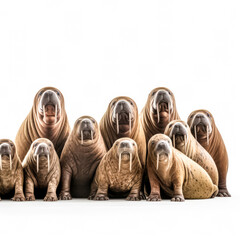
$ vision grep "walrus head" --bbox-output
[113,138,141,172]
[164,120,189,152]
[109,97,137,135]
[187,110,213,145]
[73,116,98,145]
[148,134,172,170]
[149,87,175,126]
[35,87,63,125]
[0,139,16,171]
[23,138,55,173]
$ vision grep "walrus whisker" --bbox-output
[37,154,39,173]
[47,154,50,173]
[157,104,160,123]
[91,130,93,141]
[10,154,12,170]
[184,135,187,154]
[156,154,159,170]
[55,104,57,124]
[129,152,132,172]
[81,130,83,145]
[207,125,209,145]
[129,113,131,134]
[116,113,119,134]
[118,152,122,172]
[194,125,197,141]
[173,134,176,148]
[0,155,2,170]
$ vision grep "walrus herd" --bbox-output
[0,86,231,201]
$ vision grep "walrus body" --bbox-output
[15,87,70,161]
[59,116,106,199]
[22,138,61,201]
[164,120,218,185]
[99,96,146,166]
[147,134,218,201]
[89,138,143,200]
[0,139,25,201]
[187,109,231,197]
[140,87,180,144]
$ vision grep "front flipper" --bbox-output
[59,191,72,200]
[44,193,58,201]
[217,188,231,197]
[171,194,185,202]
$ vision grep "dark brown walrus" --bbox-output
[140,87,180,144]
[0,139,25,201]
[15,87,70,161]
[89,138,143,201]
[22,138,61,201]
[187,109,231,197]
[164,120,218,185]
[59,116,106,199]
[147,134,218,201]
[99,96,146,166]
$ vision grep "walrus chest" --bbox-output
[34,173,50,188]
[0,173,15,194]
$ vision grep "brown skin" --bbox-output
[0,139,25,201]
[59,116,107,199]
[15,87,70,161]
[147,134,218,201]
[140,87,180,144]
[99,96,146,167]
[164,120,219,185]
[22,138,61,201]
[89,138,143,201]
[187,109,231,197]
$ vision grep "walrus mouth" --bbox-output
[79,118,95,144]
[155,152,169,170]
[154,140,171,170]
[0,143,13,170]
[34,143,51,173]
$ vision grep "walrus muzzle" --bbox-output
[33,143,50,173]
[154,140,171,170]
[152,90,173,123]
[0,143,13,170]
[38,90,61,125]
[190,113,212,145]
[117,140,141,172]
[78,118,95,144]
[112,100,134,135]
[169,122,188,152]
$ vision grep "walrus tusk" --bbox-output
[116,113,119,134]
[37,154,39,173]
[157,104,160,123]
[173,134,176,148]
[118,152,122,172]
[129,113,131,134]
[47,154,50,173]
[10,154,12,170]
[207,125,209,145]
[55,104,58,124]
[194,125,197,141]
[168,102,171,122]
[156,154,159,170]
[81,130,83,145]
[184,135,187,154]
[43,105,46,121]
[91,130,93,141]
[0,155,2,170]
[129,153,132,172]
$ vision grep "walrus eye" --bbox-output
[190,114,194,119]
[91,119,96,124]
[33,143,38,148]
[169,123,173,128]
[56,91,61,97]
[206,113,210,118]
[10,143,14,147]
[132,142,135,146]
[168,91,171,95]
[112,101,116,106]
[129,101,134,106]
[39,91,43,97]
[151,91,156,97]
[151,141,155,146]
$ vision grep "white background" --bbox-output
[0,1,239,240]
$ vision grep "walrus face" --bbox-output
[114,138,141,172]
[37,88,62,125]
[150,88,174,124]
[31,139,54,173]
[0,139,15,171]
[187,110,213,144]
[74,116,97,144]
[148,134,172,170]
[110,97,136,135]
[165,120,188,149]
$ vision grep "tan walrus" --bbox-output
[187,109,231,197]
[22,138,61,201]
[89,138,143,201]
[164,120,218,185]
[59,116,106,199]
[99,96,146,166]
[15,87,70,161]
[147,134,218,201]
[0,139,25,201]
[140,87,180,144]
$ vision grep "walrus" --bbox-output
[147,134,218,201]
[164,120,218,185]
[99,96,146,166]
[0,139,25,201]
[22,138,61,201]
[15,87,70,161]
[59,116,106,200]
[89,138,143,201]
[140,87,180,144]
[187,109,231,197]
